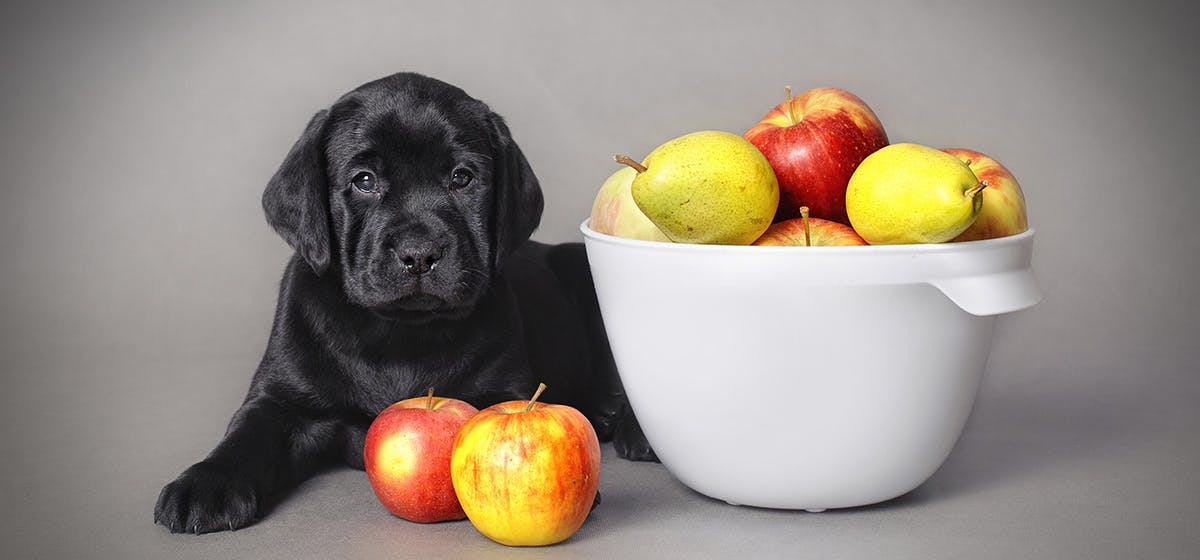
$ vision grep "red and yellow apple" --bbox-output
[450,383,601,547]
[363,390,479,523]
[744,86,889,225]
[588,166,671,242]
[941,148,1028,241]
[753,207,867,246]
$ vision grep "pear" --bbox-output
[616,131,779,245]
[845,143,987,244]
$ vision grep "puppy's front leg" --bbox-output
[154,398,337,534]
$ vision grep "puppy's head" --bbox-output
[262,73,543,322]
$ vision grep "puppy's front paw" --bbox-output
[613,405,659,462]
[154,460,260,534]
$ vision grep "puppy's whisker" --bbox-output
[463,267,488,278]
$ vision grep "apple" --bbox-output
[941,148,1028,241]
[363,389,479,523]
[450,383,601,547]
[753,206,867,246]
[744,86,889,224]
[589,166,672,242]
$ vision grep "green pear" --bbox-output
[845,143,986,244]
[617,131,779,245]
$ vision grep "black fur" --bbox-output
[154,73,655,535]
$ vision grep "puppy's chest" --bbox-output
[342,343,480,413]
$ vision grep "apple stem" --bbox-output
[785,85,797,124]
[800,206,811,247]
[426,387,435,410]
[966,180,989,198]
[614,154,647,174]
[525,382,548,412]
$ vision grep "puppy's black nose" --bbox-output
[394,241,443,275]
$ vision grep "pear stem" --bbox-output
[800,206,811,247]
[426,387,435,410]
[525,383,548,412]
[966,180,989,198]
[614,154,647,174]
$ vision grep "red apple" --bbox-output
[450,383,600,547]
[363,389,479,523]
[744,86,889,225]
[753,207,867,246]
[942,148,1028,242]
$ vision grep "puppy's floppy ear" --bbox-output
[262,110,332,275]
[488,113,544,269]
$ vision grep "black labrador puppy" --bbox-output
[154,72,655,534]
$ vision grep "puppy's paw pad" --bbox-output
[154,461,260,534]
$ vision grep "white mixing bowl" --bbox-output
[581,220,1042,511]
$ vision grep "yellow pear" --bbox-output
[617,131,779,245]
[846,143,986,244]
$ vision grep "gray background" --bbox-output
[3,0,1198,558]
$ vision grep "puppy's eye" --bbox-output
[450,168,474,188]
[351,171,377,193]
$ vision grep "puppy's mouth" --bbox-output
[384,293,447,312]
[368,293,471,322]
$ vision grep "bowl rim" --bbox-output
[579,218,1035,255]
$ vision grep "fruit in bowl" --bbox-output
[942,148,1028,242]
[744,86,889,224]
[846,143,986,244]
[616,130,779,245]
[593,86,1027,250]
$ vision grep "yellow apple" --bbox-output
[942,148,1028,241]
[450,384,600,547]
[588,166,671,242]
